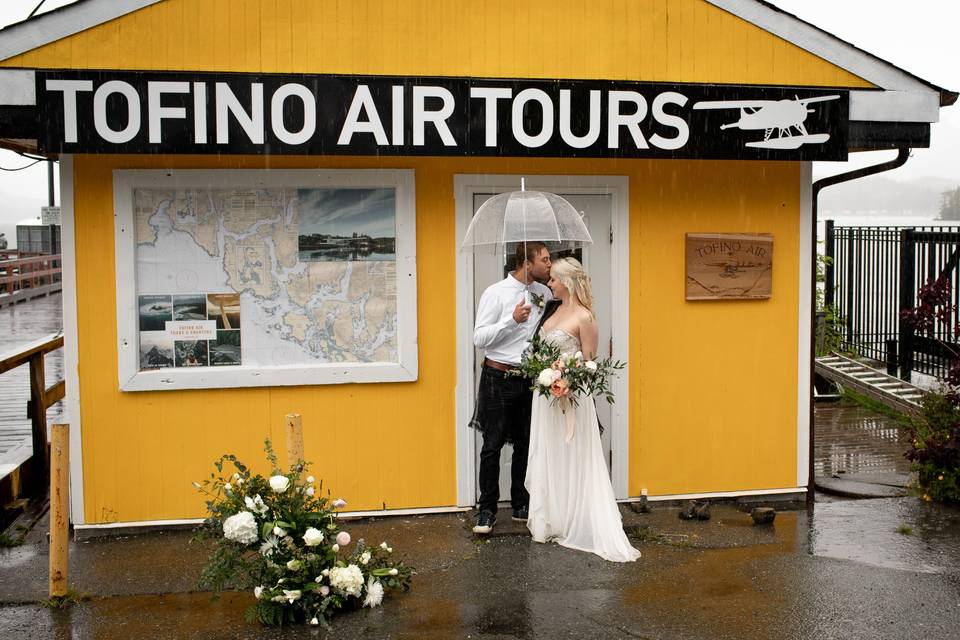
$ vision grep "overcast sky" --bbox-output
[0,0,958,238]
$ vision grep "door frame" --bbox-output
[453,174,631,507]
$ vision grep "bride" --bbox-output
[525,257,640,562]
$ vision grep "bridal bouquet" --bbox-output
[193,440,412,627]
[513,334,625,408]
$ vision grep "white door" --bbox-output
[472,192,614,504]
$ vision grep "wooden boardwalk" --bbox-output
[0,293,64,480]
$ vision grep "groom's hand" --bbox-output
[512,298,532,324]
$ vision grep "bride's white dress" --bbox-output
[525,328,641,562]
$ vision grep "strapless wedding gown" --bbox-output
[525,328,641,562]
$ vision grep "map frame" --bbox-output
[113,168,418,392]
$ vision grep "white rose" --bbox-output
[389,568,398,576]
[286,559,301,571]
[254,586,263,599]
[360,551,371,565]
[302,527,324,546]
[306,476,315,484]
[224,483,232,493]
[309,617,319,626]
[222,511,259,545]
[273,526,287,538]
[320,585,330,596]
[232,473,240,480]
[575,351,583,360]
[305,487,315,497]
[585,361,598,371]
[332,543,340,552]
[537,368,556,387]
[282,589,302,603]
[380,542,389,550]
[332,498,347,509]
[321,569,330,577]
[269,475,290,493]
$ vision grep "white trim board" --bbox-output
[797,162,812,490]
[113,168,418,391]
[706,0,944,122]
[453,174,631,507]
[60,154,85,525]
[0,0,163,62]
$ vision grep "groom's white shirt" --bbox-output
[474,274,553,366]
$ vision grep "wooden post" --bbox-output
[49,423,69,598]
[285,414,304,471]
[27,351,49,496]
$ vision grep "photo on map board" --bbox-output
[297,188,396,262]
[207,293,241,330]
[173,294,208,321]
[175,339,209,367]
[138,294,172,331]
[139,330,174,370]
[208,329,241,366]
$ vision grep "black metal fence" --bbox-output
[825,220,960,381]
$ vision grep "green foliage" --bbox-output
[40,589,89,609]
[906,391,960,504]
[814,251,848,356]
[194,439,414,627]
[896,524,913,535]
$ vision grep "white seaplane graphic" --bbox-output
[692,95,840,149]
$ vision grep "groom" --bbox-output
[471,241,553,534]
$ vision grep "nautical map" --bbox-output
[134,188,398,368]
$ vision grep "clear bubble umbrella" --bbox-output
[460,180,594,255]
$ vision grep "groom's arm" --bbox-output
[473,290,524,349]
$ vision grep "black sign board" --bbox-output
[36,70,849,160]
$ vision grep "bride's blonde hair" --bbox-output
[551,257,594,316]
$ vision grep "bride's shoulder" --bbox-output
[574,306,596,324]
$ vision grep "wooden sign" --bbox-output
[685,233,773,300]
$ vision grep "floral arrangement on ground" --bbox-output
[193,440,413,627]
[513,333,625,407]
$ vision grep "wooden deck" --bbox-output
[0,293,64,481]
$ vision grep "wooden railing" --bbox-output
[0,333,65,496]
[0,253,61,302]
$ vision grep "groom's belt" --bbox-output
[483,358,520,372]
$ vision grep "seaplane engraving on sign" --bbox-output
[692,95,840,150]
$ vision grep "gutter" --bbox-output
[806,147,911,504]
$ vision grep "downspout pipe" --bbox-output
[807,147,911,505]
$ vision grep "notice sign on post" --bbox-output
[685,233,773,300]
[41,206,61,225]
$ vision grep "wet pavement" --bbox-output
[2,369,958,638]
[1,493,959,639]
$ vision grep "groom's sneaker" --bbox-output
[511,505,528,522]
[472,510,497,534]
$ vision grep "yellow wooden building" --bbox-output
[0,0,952,532]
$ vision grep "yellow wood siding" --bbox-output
[73,154,799,523]
[2,0,871,89]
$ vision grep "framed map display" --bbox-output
[113,169,417,391]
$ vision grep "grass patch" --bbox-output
[896,524,914,535]
[0,531,25,547]
[840,387,914,426]
[40,589,89,609]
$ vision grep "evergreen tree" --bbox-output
[939,186,960,220]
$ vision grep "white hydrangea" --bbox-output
[222,511,259,545]
[363,577,384,608]
[328,564,364,597]
[585,361,598,371]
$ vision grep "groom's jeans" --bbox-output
[476,365,533,514]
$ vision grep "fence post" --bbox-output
[885,339,898,377]
[285,414,304,471]
[49,423,69,598]
[824,219,836,308]
[845,228,855,345]
[27,351,49,496]
[899,229,916,382]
